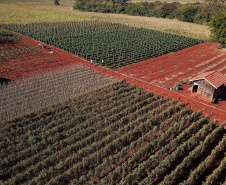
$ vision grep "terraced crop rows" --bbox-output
[0,81,225,185]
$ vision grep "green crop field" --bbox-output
[0,81,225,184]
[3,21,202,69]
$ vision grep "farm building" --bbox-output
[189,71,226,100]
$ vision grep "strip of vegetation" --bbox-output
[74,0,225,24]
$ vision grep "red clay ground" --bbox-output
[2,32,226,125]
[116,42,226,124]
[0,34,76,80]
[116,42,226,88]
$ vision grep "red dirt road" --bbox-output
[4,33,226,125]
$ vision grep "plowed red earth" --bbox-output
[117,42,226,88]
[0,37,76,80]
[2,32,226,125]
[116,42,226,124]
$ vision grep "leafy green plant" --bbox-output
[209,11,226,47]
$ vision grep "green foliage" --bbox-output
[157,2,177,18]
[209,11,226,47]
[179,6,198,22]
[0,81,224,184]
[53,0,60,5]
[211,98,216,103]
[173,82,181,90]
[3,21,202,69]
[73,0,225,24]
[28,135,37,144]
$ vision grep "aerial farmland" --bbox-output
[0,0,225,184]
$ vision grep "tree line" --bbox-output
[74,0,225,24]
[73,0,225,46]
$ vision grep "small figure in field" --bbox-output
[42,45,46,49]
[93,59,95,66]
[91,59,93,66]
[49,50,54,55]
[178,97,180,101]
[102,59,104,64]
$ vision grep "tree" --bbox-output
[209,11,226,47]
[197,0,225,22]
[157,2,177,18]
[180,6,198,22]
[54,0,60,5]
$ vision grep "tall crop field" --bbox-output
[0,81,225,184]
[3,21,202,69]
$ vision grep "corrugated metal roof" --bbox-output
[190,71,226,89]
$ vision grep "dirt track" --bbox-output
[11,33,226,125]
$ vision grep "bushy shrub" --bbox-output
[53,0,60,5]
[157,2,177,18]
[209,11,226,47]
[179,6,198,22]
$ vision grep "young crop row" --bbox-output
[1,81,225,184]
[0,65,116,123]
[3,21,202,69]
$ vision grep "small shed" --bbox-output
[189,71,226,100]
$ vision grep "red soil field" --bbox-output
[116,42,226,124]
[2,32,225,124]
[0,36,76,80]
[117,42,226,88]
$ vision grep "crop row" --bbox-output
[3,21,202,69]
[1,81,225,185]
[0,65,116,123]
[139,123,225,184]
[0,81,179,184]
[77,109,202,184]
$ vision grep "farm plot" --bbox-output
[0,64,116,123]
[3,21,202,69]
[117,42,226,88]
[0,81,225,185]
[0,29,75,80]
